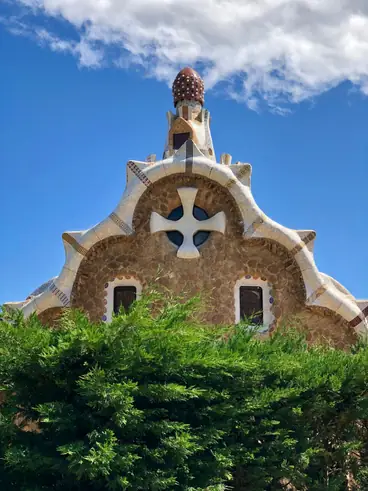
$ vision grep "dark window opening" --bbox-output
[168,205,184,221]
[167,230,184,247]
[193,230,209,247]
[113,286,137,314]
[239,286,263,325]
[193,206,208,221]
[173,132,190,150]
[166,205,210,248]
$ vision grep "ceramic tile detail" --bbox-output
[244,216,265,237]
[306,285,328,304]
[127,161,152,187]
[49,281,70,307]
[289,231,316,255]
[349,305,368,328]
[109,212,134,235]
[62,233,88,256]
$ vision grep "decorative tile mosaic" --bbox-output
[244,216,264,237]
[225,178,237,189]
[109,212,134,235]
[127,161,152,187]
[49,281,70,307]
[62,233,88,256]
[185,139,194,174]
[306,285,327,304]
[349,305,368,328]
[290,231,316,255]
[233,164,250,180]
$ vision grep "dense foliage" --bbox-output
[0,295,368,490]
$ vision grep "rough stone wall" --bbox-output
[38,307,64,328]
[293,306,357,348]
[60,174,355,346]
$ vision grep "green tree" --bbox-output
[0,294,368,490]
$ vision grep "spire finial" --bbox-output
[172,67,204,107]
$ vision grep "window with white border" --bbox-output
[234,276,275,332]
[103,278,142,323]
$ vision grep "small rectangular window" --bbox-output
[239,286,263,325]
[113,286,137,314]
[173,132,190,150]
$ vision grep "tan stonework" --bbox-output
[38,307,64,327]
[169,118,195,148]
[31,174,351,347]
[292,306,357,348]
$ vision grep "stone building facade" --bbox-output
[7,68,368,346]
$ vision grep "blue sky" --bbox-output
[1,1,368,304]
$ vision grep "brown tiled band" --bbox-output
[289,231,316,256]
[185,139,193,174]
[225,178,237,189]
[109,212,133,235]
[225,165,250,188]
[349,305,368,328]
[127,161,152,187]
[49,281,70,307]
[306,285,327,304]
[244,216,264,237]
[62,233,88,256]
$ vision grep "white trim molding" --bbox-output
[103,277,142,323]
[234,276,275,332]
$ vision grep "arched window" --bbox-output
[235,276,275,332]
[239,286,263,325]
[103,278,142,322]
[113,286,137,315]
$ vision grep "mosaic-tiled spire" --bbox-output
[172,67,204,107]
[164,67,216,161]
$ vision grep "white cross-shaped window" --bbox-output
[150,187,226,258]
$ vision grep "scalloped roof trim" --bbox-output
[5,141,368,336]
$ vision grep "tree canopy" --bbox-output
[0,294,368,490]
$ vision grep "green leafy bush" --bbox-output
[0,294,368,490]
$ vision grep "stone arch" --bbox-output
[132,173,244,235]
[69,174,308,327]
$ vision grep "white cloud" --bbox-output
[5,0,368,110]
[36,29,104,67]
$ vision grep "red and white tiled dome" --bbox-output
[172,67,204,107]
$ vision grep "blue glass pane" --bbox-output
[167,206,183,221]
[194,230,210,246]
[193,206,208,221]
[167,231,184,246]
[166,204,210,248]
